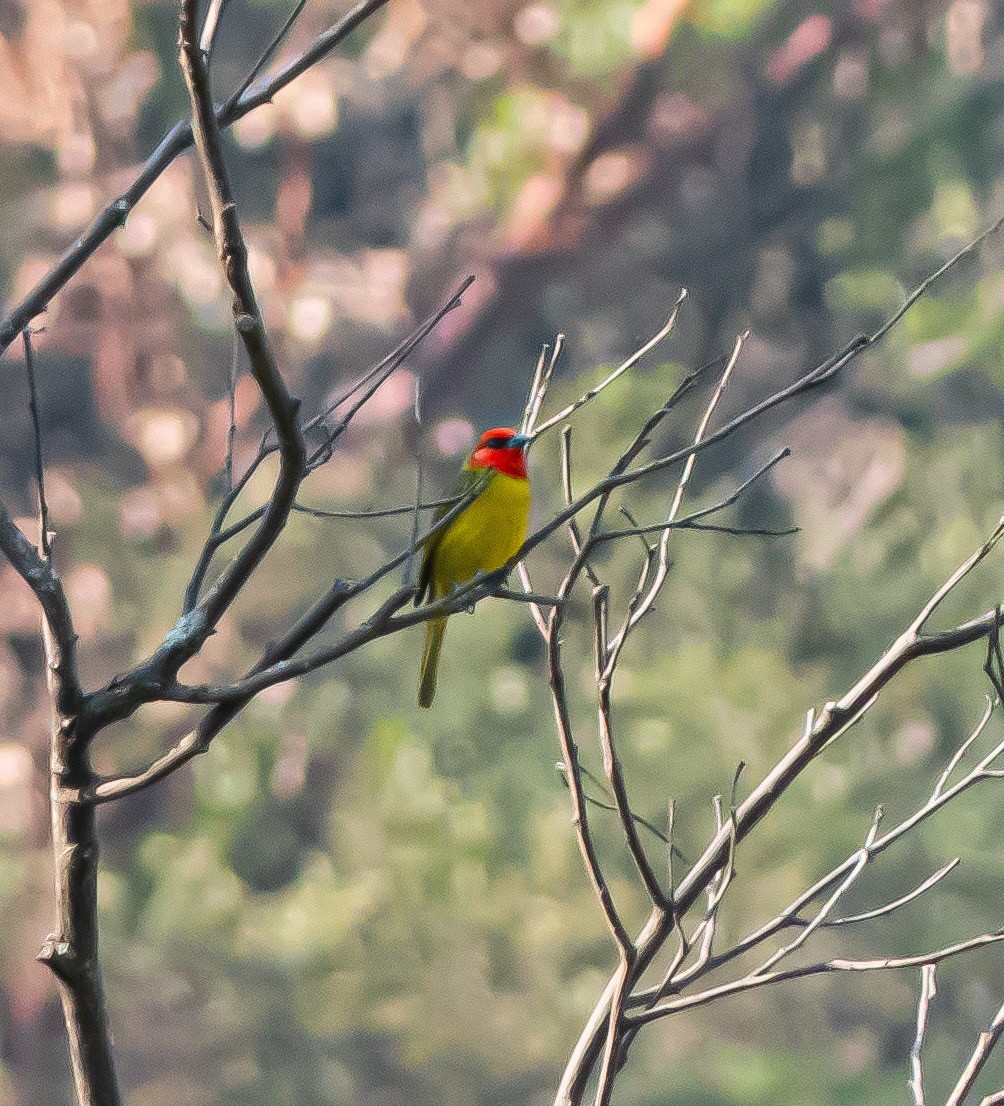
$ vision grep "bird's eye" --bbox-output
[481,436,510,450]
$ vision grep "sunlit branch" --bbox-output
[627,698,1001,1011]
[628,932,1004,1027]
[909,964,936,1106]
[557,528,1004,1105]
[946,996,1004,1106]
[521,333,564,438]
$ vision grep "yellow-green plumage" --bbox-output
[418,464,531,707]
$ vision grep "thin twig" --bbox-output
[22,328,50,559]
[180,276,473,613]
[827,860,960,927]
[753,807,884,977]
[562,428,600,586]
[521,334,564,438]
[199,0,229,55]
[530,290,687,439]
[604,330,747,660]
[593,585,667,907]
[224,0,309,111]
[630,932,1004,1026]
[547,593,635,955]
[405,376,424,585]
[558,520,1004,1104]
[629,702,1000,1009]
[225,326,238,492]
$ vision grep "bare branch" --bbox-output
[911,517,1004,635]
[941,702,996,799]
[0,509,76,654]
[179,275,473,614]
[22,328,50,559]
[947,997,1004,1106]
[521,334,564,437]
[629,704,1001,1010]
[405,376,425,585]
[594,957,632,1106]
[562,428,600,586]
[909,964,936,1106]
[548,592,637,955]
[870,211,1004,346]
[225,327,238,492]
[223,0,309,109]
[593,585,667,907]
[557,524,1004,1104]
[516,562,549,637]
[199,0,230,55]
[752,807,883,977]
[597,448,793,545]
[87,476,493,780]
[530,289,687,440]
[169,0,306,669]
[630,932,1004,1027]
[827,859,960,927]
[668,330,746,522]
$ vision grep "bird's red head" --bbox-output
[469,426,530,480]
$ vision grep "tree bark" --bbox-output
[37,619,122,1106]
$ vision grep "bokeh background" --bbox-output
[2,0,1004,1103]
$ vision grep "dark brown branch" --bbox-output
[180,276,474,613]
[23,329,50,559]
[0,509,74,648]
[1,507,119,1103]
[87,475,496,799]
[161,0,306,673]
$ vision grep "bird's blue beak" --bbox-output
[509,433,532,450]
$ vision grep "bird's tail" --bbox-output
[418,616,448,708]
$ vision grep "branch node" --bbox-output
[37,934,77,981]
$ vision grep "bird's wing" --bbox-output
[416,466,488,604]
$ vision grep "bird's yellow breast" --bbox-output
[429,470,531,596]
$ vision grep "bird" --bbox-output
[416,426,532,708]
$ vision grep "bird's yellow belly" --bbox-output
[432,472,531,595]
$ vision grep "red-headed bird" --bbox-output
[416,427,532,707]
